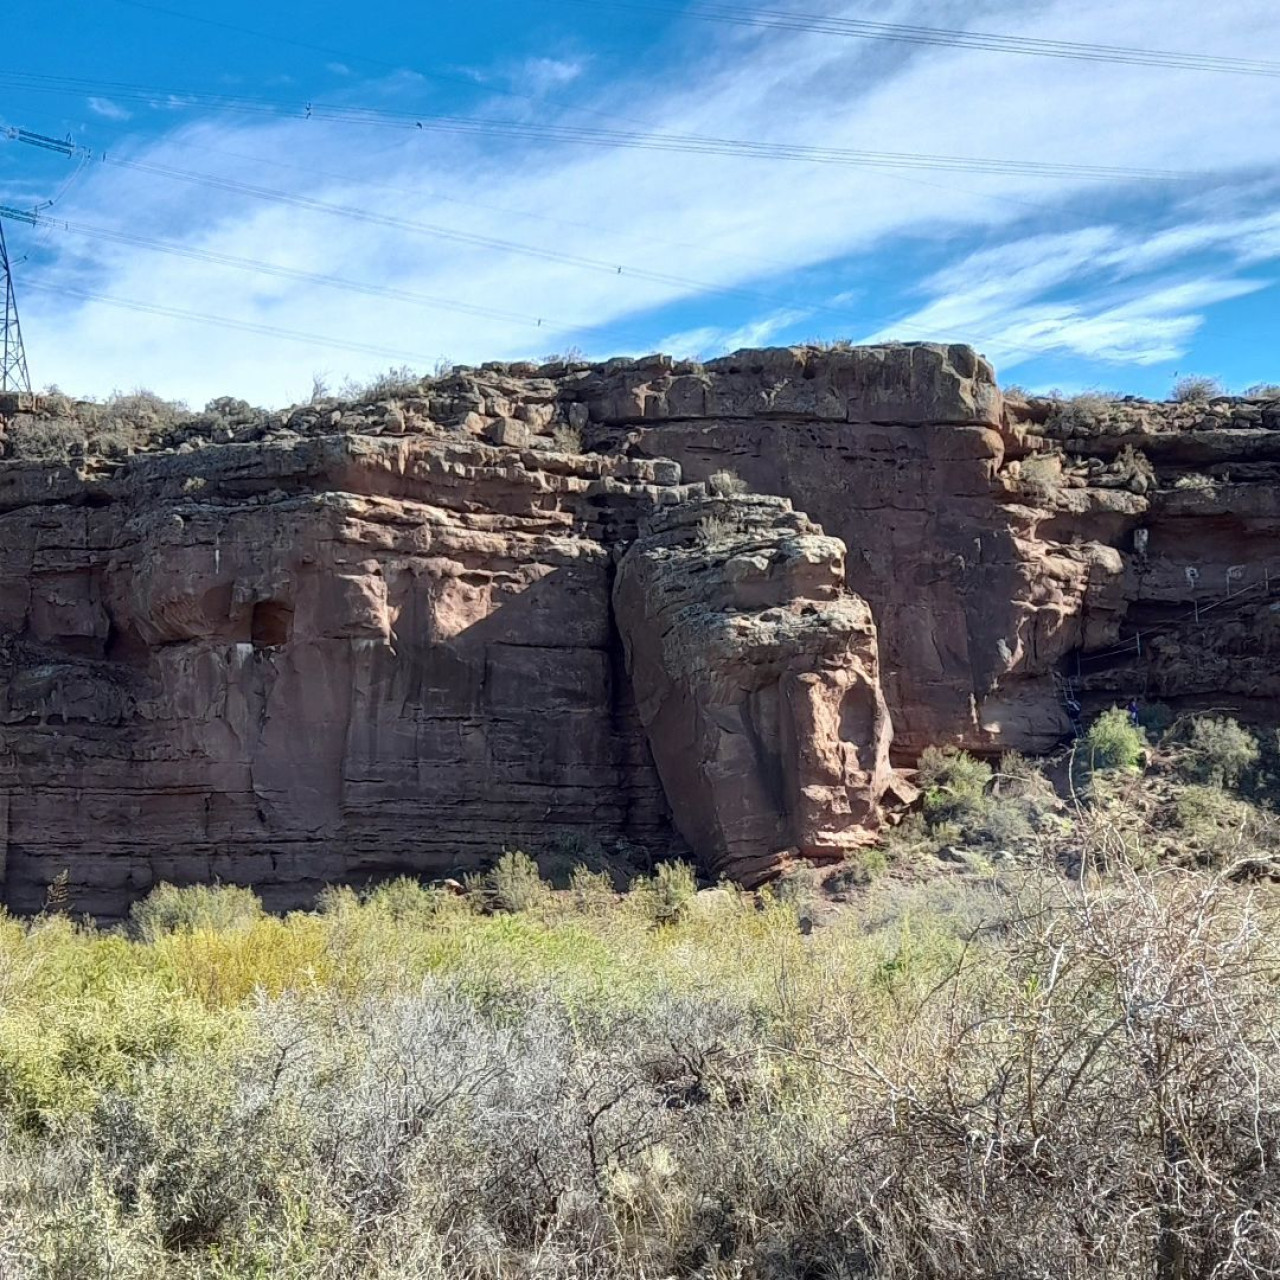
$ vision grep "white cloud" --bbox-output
[657,309,811,359]
[17,0,1280,403]
[86,97,131,121]
[520,57,587,95]
[862,223,1274,366]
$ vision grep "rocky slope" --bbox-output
[1,349,1277,914]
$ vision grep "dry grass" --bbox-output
[2,753,1280,1276]
[1017,452,1065,502]
[707,469,749,497]
[1171,375,1224,404]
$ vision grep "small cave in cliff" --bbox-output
[250,600,294,649]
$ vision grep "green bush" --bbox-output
[1175,715,1260,789]
[827,847,889,894]
[975,800,1035,849]
[568,864,617,914]
[362,876,466,924]
[773,864,820,918]
[918,746,992,827]
[630,860,698,924]
[476,849,551,914]
[1084,708,1146,773]
[128,883,263,942]
[1173,784,1252,837]
[7,848,1280,1275]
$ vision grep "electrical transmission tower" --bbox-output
[1,218,32,396]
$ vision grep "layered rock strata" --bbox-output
[3,348,1279,914]
[0,435,692,915]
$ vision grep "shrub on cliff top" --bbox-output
[1171,374,1224,403]
[1045,391,1120,433]
[5,418,88,461]
[338,365,422,400]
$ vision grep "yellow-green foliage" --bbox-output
[628,860,699,924]
[128,881,263,942]
[3,871,1280,1277]
[0,915,231,1131]
[470,848,553,914]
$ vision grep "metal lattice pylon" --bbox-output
[1,220,32,396]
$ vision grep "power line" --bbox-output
[0,126,1137,365]
[542,0,1280,78]
[0,74,1201,181]
[19,277,442,364]
[76,151,1058,355]
[4,133,881,328]
[1,205,577,333]
[99,0,662,130]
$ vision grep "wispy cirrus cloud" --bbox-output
[12,0,1280,403]
[863,211,1280,367]
[86,96,132,122]
[521,56,587,95]
[657,309,811,360]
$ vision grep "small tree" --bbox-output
[630,861,697,925]
[480,849,551,913]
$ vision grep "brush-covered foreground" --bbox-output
[4,717,1280,1279]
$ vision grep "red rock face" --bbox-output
[614,494,893,885]
[0,436,686,915]
[2,348,1278,913]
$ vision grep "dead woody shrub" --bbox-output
[803,868,1280,1278]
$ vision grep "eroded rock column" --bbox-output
[614,493,893,884]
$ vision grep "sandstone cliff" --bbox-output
[2,348,1278,914]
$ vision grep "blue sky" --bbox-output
[3,0,1279,405]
